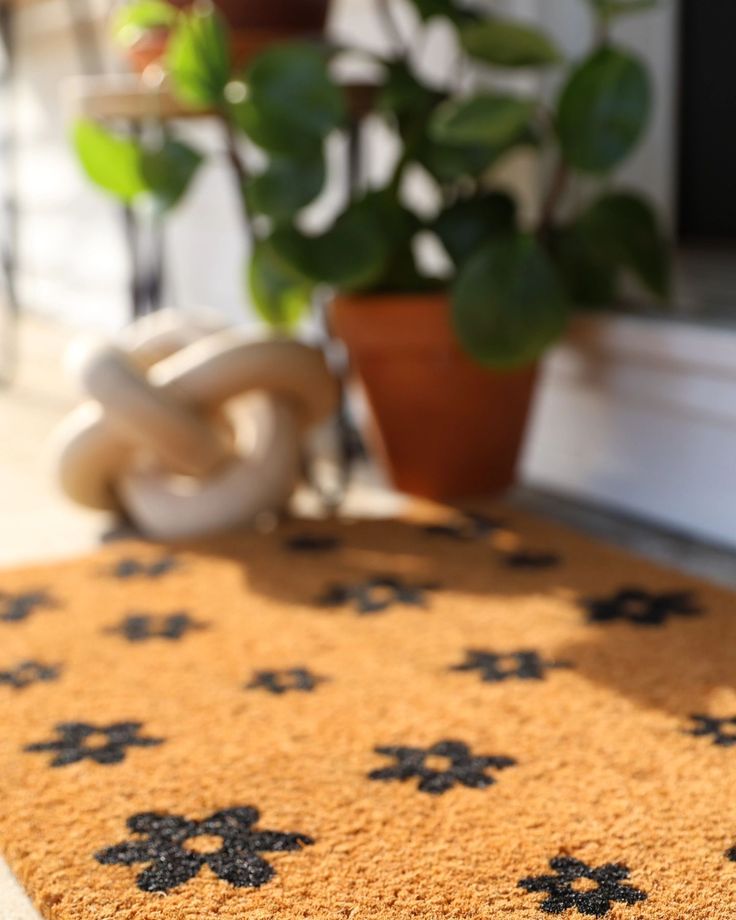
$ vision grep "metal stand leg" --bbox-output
[124,205,166,319]
[0,3,19,387]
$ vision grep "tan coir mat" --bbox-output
[2,508,736,920]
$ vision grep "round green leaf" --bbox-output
[242,44,345,152]
[452,232,570,367]
[72,119,146,203]
[270,202,389,290]
[431,94,536,147]
[416,135,526,183]
[557,46,651,174]
[408,0,480,25]
[433,192,517,266]
[166,7,231,109]
[587,0,660,22]
[248,241,313,329]
[140,138,203,211]
[581,191,671,298]
[549,224,617,309]
[460,18,561,68]
[247,153,326,221]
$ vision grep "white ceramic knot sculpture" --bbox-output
[51,311,338,540]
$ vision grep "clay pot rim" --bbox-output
[332,289,469,355]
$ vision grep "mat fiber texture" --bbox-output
[2,508,736,919]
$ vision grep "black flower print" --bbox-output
[109,556,179,580]
[95,807,314,893]
[504,550,561,570]
[285,533,341,553]
[687,714,736,747]
[245,668,326,695]
[369,739,516,795]
[451,649,571,683]
[0,589,56,623]
[423,512,502,542]
[318,575,439,615]
[25,722,163,767]
[107,611,206,642]
[0,660,60,690]
[583,587,702,626]
[518,856,647,916]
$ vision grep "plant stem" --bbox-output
[220,114,254,237]
[539,156,570,237]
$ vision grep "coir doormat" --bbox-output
[2,508,736,920]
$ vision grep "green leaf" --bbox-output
[378,61,444,123]
[112,0,178,47]
[140,138,202,211]
[72,119,146,203]
[549,224,617,308]
[248,241,313,329]
[237,44,345,153]
[270,200,390,290]
[557,46,651,174]
[247,153,326,221]
[431,94,536,147]
[587,0,660,22]
[433,192,517,266]
[166,7,231,109]
[580,191,671,298]
[416,138,506,182]
[460,18,561,68]
[408,0,481,25]
[452,232,570,367]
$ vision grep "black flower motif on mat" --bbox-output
[687,714,736,747]
[0,660,60,690]
[0,589,56,623]
[95,807,314,892]
[25,722,164,767]
[285,533,341,553]
[583,587,702,626]
[107,611,206,642]
[109,556,179,580]
[504,550,561,570]
[245,668,326,695]
[423,512,503,542]
[451,649,571,683]
[318,575,439,615]
[519,857,647,916]
[369,739,516,795]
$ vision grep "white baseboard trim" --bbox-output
[522,313,736,550]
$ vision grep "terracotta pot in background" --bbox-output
[124,0,330,74]
[332,292,539,502]
[214,0,329,32]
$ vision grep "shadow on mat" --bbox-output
[166,514,582,609]
[555,610,736,719]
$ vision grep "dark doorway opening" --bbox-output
[678,2,736,242]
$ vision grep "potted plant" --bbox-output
[73,0,670,501]
[112,0,330,73]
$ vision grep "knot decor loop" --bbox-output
[51,311,339,540]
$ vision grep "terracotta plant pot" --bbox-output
[214,0,329,32]
[124,0,329,74]
[332,292,538,502]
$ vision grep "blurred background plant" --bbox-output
[73,0,670,367]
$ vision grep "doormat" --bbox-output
[2,509,736,920]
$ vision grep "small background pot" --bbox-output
[332,292,538,502]
[123,0,330,73]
